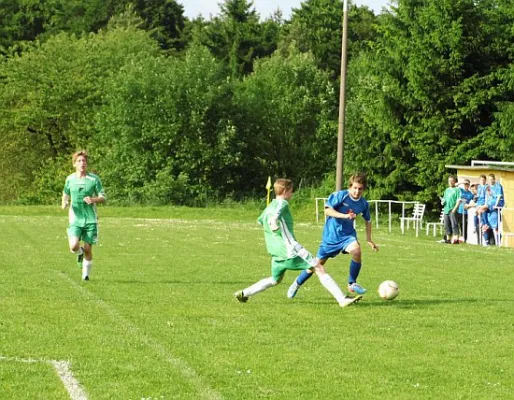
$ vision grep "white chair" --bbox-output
[426,211,444,236]
[400,203,426,236]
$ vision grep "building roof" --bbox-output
[446,160,514,172]
[446,164,514,172]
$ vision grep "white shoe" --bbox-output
[340,295,362,308]
[287,282,300,299]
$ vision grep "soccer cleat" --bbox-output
[234,290,248,303]
[348,282,367,295]
[287,281,300,299]
[77,247,84,269]
[83,276,89,281]
[340,295,362,308]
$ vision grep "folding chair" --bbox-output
[400,203,426,237]
[426,211,444,236]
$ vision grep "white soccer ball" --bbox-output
[378,280,399,300]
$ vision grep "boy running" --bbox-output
[287,173,378,299]
[234,178,360,308]
[61,150,106,280]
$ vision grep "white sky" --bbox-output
[181,0,392,20]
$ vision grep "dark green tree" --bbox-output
[196,0,281,77]
[344,0,514,204]
[280,0,378,78]
[0,17,160,202]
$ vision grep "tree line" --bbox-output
[1,0,513,208]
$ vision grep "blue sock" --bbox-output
[349,260,362,284]
[296,270,313,285]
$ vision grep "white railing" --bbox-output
[315,198,420,233]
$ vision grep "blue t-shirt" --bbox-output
[476,184,488,206]
[321,190,371,245]
[458,188,474,214]
[488,182,505,209]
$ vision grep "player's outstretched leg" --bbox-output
[340,295,363,307]
[234,277,277,303]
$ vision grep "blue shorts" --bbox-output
[488,210,499,230]
[317,235,357,260]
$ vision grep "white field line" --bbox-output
[57,272,223,400]
[0,356,87,400]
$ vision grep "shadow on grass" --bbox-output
[105,279,251,285]
[297,298,513,307]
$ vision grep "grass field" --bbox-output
[1,206,513,399]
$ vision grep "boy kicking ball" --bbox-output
[234,178,360,308]
[287,172,378,300]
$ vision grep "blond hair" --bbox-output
[72,150,88,164]
[273,178,293,196]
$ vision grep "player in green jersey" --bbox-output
[234,178,361,308]
[61,150,106,280]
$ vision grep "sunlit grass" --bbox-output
[0,207,513,399]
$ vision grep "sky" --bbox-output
[181,0,391,20]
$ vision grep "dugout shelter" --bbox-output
[445,160,514,248]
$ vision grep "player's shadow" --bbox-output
[106,279,250,285]
[298,298,512,307]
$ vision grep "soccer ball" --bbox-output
[378,280,399,300]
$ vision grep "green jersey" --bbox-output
[258,199,298,260]
[443,187,460,214]
[63,173,106,226]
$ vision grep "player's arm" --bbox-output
[61,193,70,209]
[365,220,378,251]
[324,206,356,220]
[83,195,105,205]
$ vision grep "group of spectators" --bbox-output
[441,173,505,245]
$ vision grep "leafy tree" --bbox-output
[93,45,241,204]
[0,19,160,202]
[233,47,338,188]
[0,0,187,54]
[0,0,127,54]
[344,0,514,206]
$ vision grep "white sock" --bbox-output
[318,274,347,305]
[82,259,92,280]
[243,277,276,297]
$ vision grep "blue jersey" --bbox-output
[458,188,474,214]
[488,182,505,208]
[476,184,488,206]
[321,190,371,245]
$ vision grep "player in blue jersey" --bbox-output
[62,150,106,280]
[478,174,505,245]
[234,179,361,308]
[474,174,488,235]
[457,179,474,243]
[287,173,378,299]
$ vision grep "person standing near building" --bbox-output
[458,179,474,242]
[442,175,461,244]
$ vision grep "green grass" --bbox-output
[0,206,513,399]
